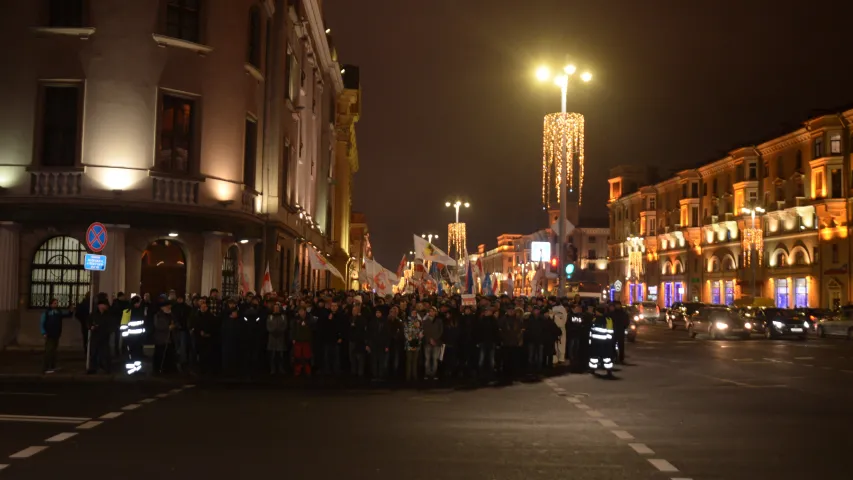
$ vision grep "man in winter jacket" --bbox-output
[348,303,369,377]
[497,307,524,378]
[318,301,344,375]
[87,299,113,374]
[266,303,289,374]
[422,306,444,380]
[291,307,314,376]
[525,306,546,372]
[403,312,424,382]
[153,303,175,373]
[40,298,73,373]
[366,309,390,380]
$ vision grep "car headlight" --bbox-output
[639,314,644,319]
[630,324,637,330]
[772,320,785,330]
[634,315,639,320]
[715,322,729,330]
[744,322,752,330]
[803,321,809,328]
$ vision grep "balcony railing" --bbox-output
[30,170,83,196]
[152,177,199,205]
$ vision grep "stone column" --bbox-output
[98,224,128,298]
[240,241,257,294]
[0,222,20,347]
[201,232,226,295]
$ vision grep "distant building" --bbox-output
[608,108,853,309]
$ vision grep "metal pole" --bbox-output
[751,212,757,300]
[558,82,568,298]
[86,273,95,372]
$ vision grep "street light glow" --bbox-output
[464,202,470,208]
[445,202,451,207]
[581,71,592,82]
[536,65,551,81]
[565,64,577,75]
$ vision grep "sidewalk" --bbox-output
[0,348,177,384]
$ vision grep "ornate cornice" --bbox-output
[697,157,734,177]
[757,130,810,156]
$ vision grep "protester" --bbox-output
[40,298,73,374]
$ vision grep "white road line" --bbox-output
[45,432,78,443]
[794,357,814,360]
[9,446,48,459]
[598,419,618,428]
[100,412,123,420]
[140,398,157,404]
[586,410,605,418]
[676,340,694,344]
[121,404,141,411]
[612,430,635,440]
[169,388,182,394]
[183,384,196,388]
[566,397,581,403]
[648,459,678,472]
[732,358,753,362]
[155,393,169,398]
[629,443,655,455]
[0,414,89,424]
[575,404,590,410]
[76,421,103,430]
[0,464,7,471]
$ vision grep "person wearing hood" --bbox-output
[40,298,73,374]
[266,302,289,375]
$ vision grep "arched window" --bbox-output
[724,257,736,271]
[794,251,806,265]
[775,251,787,267]
[247,6,261,68]
[30,236,89,308]
[222,245,240,298]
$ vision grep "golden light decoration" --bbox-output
[448,222,467,259]
[742,227,764,266]
[542,112,585,207]
[628,250,644,279]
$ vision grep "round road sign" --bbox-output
[86,222,108,253]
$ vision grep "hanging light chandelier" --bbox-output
[542,112,585,207]
[742,227,763,266]
[448,222,467,259]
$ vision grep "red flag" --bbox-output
[396,254,407,279]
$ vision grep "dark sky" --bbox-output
[326,0,853,267]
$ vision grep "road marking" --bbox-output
[156,393,169,398]
[732,358,753,362]
[169,388,182,394]
[76,421,103,430]
[0,414,89,424]
[671,478,693,480]
[803,364,814,367]
[794,357,814,360]
[629,443,655,455]
[612,430,635,440]
[599,419,618,428]
[648,459,678,472]
[100,412,123,420]
[842,370,853,374]
[586,410,605,418]
[183,384,196,389]
[45,432,78,443]
[575,404,590,410]
[140,398,157,404]
[676,340,694,344]
[0,464,6,471]
[122,404,141,411]
[0,392,57,397]
[566,397,581,403]
[9,446,48,459]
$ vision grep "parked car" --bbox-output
[634,301,662,324]
[796,308,833,332]
[815,309,853,339]
[687,306,751,340]
[667,302,704,330]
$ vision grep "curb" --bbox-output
[0,373,182,385]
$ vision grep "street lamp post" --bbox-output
[742,206,765,299]
[536,63,592,297]
[421,233,438,244]
[445,200,470,224]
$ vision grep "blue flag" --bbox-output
[482,274,493,296]
[465,262,473,294]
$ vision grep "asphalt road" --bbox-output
[1,324,851,479]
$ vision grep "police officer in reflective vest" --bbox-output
[120,296,146,375]
[588,307,615,376]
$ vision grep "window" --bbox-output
[735,165,744,182]
[690,206,699,227]
[243,118,257,189]
[166,0,201,43]
[681,184,687,198]
[39,85,81,167]
[649,197,656,210]
[777,156,784,178]
[794,251,806,266]
[712,178,718,196]
[48,0,83,27]
[814,137,823,159]
[815,172,824,197]
[691,182,698,198]
[222,245,239,298]
[748,162,757,180]
[247,7,261,68]
[280,140,291,207]
[795,151,802,171]
[30,236,90,308]
[285,51,300,103]
[776,185,785,202]
[588,236,596,243]
[832,244,839,263]
[587,249,596,260]
[795,179,804,197]
[748,191,758,206]
[794,278,807,308]
[831,168,841,198]
[157,94,195,174]
[830,134,842,154]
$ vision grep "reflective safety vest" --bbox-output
[590,317,615,341]
[120,309,146,337]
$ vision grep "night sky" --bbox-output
[326,0,853,266]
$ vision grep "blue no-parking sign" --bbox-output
[84,254,107,271]
[86,222,108,253]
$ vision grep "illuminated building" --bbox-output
[608,109,853,308]
[0,0,360,346]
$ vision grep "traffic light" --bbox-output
[550,258,558,270]
[565,263,575,279]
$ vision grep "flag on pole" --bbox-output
[307,246,344,281]
[506,275,514,298]
[291,260,301,293]
[396,254,407,279]
[260,262,273,295]
[482,274,493,296]
[465,261,473,294]
[413,234,456,265]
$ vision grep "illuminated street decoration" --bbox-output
[542,112,585,206]
[626,236,644,279]
[448,222,467,259]
[742,226,763,266]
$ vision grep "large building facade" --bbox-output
[0,0,361,347]
[608,109,853,309]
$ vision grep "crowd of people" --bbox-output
[40,289,631,380]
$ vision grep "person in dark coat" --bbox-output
[87,299,113,374]
[153,302,175,373]
[171,295,192,372]
[347,303,369,377]
[441,311,462,378]
[74,293,90,355]
[497,307,524,379]
[240,297,265,376]
[220,305,243,376]
[291,307,315,376]
[474,306,498,376]
[366,309,390,380]
[459,306,477,376]
[266,302,289,375]
[543,309,561,370]
[40,298,73,373]
[190,301,217,375]
[386,306,406,379]
[525,306,546,372]
[609,302,629,364]
[317,300,344,375]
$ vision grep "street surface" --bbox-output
[1,324,851,479]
